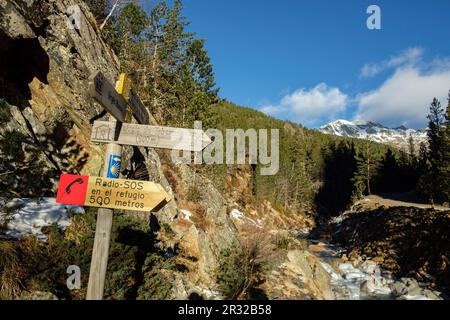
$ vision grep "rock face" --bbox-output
[0,0,119,190]
[260,249,334,300]
[390,278,442,300]
[0,0,240,298]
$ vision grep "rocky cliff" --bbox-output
[0,0,241,298]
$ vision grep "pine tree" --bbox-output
[427,98,445,162]
[418,97,448,203]
[408,134,416,162]
[378,149,399,192]
[114,3,148,65]
[146,0,168,122]
[158,0,194,125]
[441,91,450,202]
[285,136,314,211]
[316,141,357,214]
[141,0,218,126]
[352,140,379,199]
[177,39,218,127]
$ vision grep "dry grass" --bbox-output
[178,198,214,233]
[0,241,23,300]
[162,163,181,194]
[64,215,90,245]
[191,206,214,233]
[239,225,280,269]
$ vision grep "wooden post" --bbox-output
[83,72,211,300]
[86,82,123,300]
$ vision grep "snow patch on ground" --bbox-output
[0,198,84,241]
[400,295,433,301]
[230,208,261,228]
[180,209,193,222]
[198,288,222,300]
[230,209,244,220]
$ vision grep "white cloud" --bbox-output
[360,47,423,78]
[355,66,450,128]
[260,83,349,126]
[260,49,450,129]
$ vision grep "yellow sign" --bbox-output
[86,176,170,212]
[56,174,170,212]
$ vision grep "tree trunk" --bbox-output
[100,0,122,30]
[152,39,159,118]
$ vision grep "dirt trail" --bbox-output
[363,194,449,211]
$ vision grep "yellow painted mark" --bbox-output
[117,73,132,101]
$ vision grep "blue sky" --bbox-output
[145,1,450,129]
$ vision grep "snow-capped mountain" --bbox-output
[319,120,427,150]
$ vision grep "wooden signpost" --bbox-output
[57,72,212,300]
[91,120,212,152]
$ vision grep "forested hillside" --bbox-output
[205,100,431,216]
[84,0,448,215]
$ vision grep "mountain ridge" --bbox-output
[318,119,427,150]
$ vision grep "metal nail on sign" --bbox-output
[56,174,170,212]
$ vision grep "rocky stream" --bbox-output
[307,239,444,300]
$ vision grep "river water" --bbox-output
[307,240,443,300]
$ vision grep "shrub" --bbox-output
[0,209,182,300]
[136,254,176,300]
[215,233,275,300]
[275,236,292,250]
[186,186,202,203]
[0,98,12,123]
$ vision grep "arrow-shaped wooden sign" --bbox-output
[91,120,212,152]
[89,72,128,122]
[56,174,170,212]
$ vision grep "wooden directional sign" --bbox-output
[117,73,150,125]
[91,120,212,152]
[89,72,128,122]
[128,88,150,125]
[56,174,170,212]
